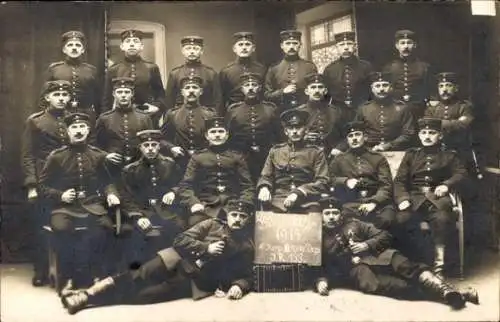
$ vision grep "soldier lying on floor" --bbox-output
[312,197,478,310]
[60,199,255,314]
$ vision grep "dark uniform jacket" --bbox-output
[424,99,474,152]
[104,57,166,114]
[264,56,317,111]
[355,98,415,150]
[295,101,345,153]
[178,145,255,213]
[322,56,372,113]
[95,107,153,163]
[44,58,101,115]
[329,147,393,208]
[393,146,467,211]
[120,155,183,219]
[219,58,267,112]
[165,61,222,114]
[317,218,395,283]
[225,99,280,153]
[22,110,69,188]
[383,56,431,104]
[161,104,217,154]
[157,218,254,299]
[39,144,117,217]
[258,142,329,211]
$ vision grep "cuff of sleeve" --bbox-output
[294,187,307,198]
[396,195,410,206]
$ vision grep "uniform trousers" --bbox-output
[343,203,396,231]
[29,199,50,278]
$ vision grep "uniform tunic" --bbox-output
[164,61,222,114]
[104,56,166,114]
[219,58,267,112]
[264,56,317,112]
[258,142,329,212]
[355,98,415,150]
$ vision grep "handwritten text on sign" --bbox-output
[254,211,322,266]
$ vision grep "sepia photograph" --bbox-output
[0,1,499,321]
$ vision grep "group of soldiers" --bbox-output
[21,27,481,314]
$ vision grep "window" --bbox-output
[308,14,355,73]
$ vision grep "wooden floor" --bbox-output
[1,249,499,322]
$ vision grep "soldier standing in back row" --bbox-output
[104,29,166,124]
[264,30,317,112]
[164,36,222,115]
[383,29,432,120]
[44,31,101,121]
[322,31,372,122]
[219,32,267,115]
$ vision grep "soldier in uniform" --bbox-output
[39,113,121,289]
[164,36,222,115]
[383,29,432,120]
[328,121,396,230]
[44,31,101,121]
[120,130,184,261]
[322,31,373,122]
[296,73,345,158]
[264,30,317,112]
[394,118,467,276]
[95,77,153,177]
[258,109,329,213]
[22,80,72,286]
[312,197,478,309]
[161,76,217,169]
[219,32,267,114]
[424,72,474,172]
[61,199,255,315]
[178,117,255,226]
[225,72,280,183]
[355,72,415,151]
[104,29,166,124]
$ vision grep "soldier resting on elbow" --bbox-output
[61,200,255,315]
[313,197,478,309]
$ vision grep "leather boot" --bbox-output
[62,277,115,315]
[418,271,465,309]
[433,244,445,278]
[460,287,479,305]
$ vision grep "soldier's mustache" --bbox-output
[74,133,84,138]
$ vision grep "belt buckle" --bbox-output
[344,100,352,106]
[359,190,368,198]
[188,149,195,156]
[421,186,430,193]
[403,95,411,102]
[290,184,296,190]
[77,190,86,199]
[217,185,226,193]
[250,145,260,153]
[125,156,132,162]
[149,199,158,206]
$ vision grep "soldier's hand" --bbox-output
[358,202,377,215]
[350,241,369,254]
[398,200,411,211]
[316,280,329,296]
[191,203,205,214]
[137,217,152,231]
[284,193,298,208]
[258,187,272,202]
[371,144,384,152]
[162,192,175,205]
[227,285,243,300]
[346,178,359,190]
[61,189,76,203]
[170,146,185,157]
[330,148,343,157]
[27,188,38,201]
[434,185,449,197]
[207,241,225,255]
[106,152,123,165]
[143,103,160,114]
[107,194,120,207]
[283,84,297,94]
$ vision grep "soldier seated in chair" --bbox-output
[61,200,255,315]
[258,109,329,213]
[39,113,121,290]
[394,118,467,276]
[177,117,255,226]
[313,197,478,309]
[329,121,396,231]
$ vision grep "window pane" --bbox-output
[311,45,339,73]
[332,15,353,34]
[310,22,327,46]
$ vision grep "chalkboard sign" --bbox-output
[253,211,322,266]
